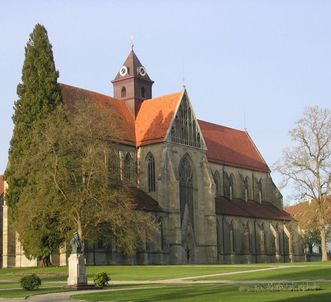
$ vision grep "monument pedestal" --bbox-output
[67,253,87,287]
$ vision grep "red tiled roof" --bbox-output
[0,175,4,196]
[199,120,270,172]
[128,187,162,212]
[60,83,270,173]
[284,197,331,221]
[60,84,136,145]
[215,196,293,221]
[135,92,182,146]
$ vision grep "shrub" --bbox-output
[20,274,42,290]
[94,272,111,287]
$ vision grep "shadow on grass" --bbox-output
[275,292,331,302]
[220,267,331,281]
[72,285,234,302]
[140,286,233,302]
[267,268,331,280]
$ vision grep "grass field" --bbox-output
[0,262,330,300]
[72,283,331,302]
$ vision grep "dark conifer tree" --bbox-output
[5,24,62,213]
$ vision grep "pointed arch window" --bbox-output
[158,217,165,251]
[243,176,249,202]
[124,152,134,183]
[170,96,201,148]
[108,149,120,185]
[146,152,156,192]
[121,86,126,98]
[213,170,221,196]
[179,156,194,225]
[224,172,234,200]
[258,179,263,203]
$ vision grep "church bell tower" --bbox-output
[112,50,154,117]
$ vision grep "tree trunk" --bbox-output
[43,255,51,267]
[76,217,84,252]
[320,227,328,262]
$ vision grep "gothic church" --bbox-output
[1,50,305,267]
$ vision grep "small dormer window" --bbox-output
[141,87,145,98]
[121,86,126,98]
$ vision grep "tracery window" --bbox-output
[123,152,134,183]
[170,97,201,147]
[146,152,156,192]
[179,156,194,225]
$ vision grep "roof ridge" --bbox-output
[144,90,182,102]
[198,119,245,133]
[59,83,119,101]
[244,130,270,172]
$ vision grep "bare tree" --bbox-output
[275,106,331,261]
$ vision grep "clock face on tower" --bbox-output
[138,66,146,76]
[119,66,128,76]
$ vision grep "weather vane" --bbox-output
[130,35,134,50]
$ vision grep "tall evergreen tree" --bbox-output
[5,24,62,214]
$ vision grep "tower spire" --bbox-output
[112,50,154,118]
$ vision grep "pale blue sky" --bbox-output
[1,0,330,203]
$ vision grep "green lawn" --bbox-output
[197,266,331,281]
[0,262,331,300]
[0,265,270,282]
[71,284,331,302]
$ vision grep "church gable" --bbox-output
[166,90,205,149]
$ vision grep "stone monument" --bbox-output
[67,232,88,288]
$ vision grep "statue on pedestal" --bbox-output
[70,232,82,254]
[67,231,88,288]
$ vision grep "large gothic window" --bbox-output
[179,156,194,225]
[123,152,134,183]
[170,96,201,148]
[146,152,156,192]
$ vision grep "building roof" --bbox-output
[127,187,162,212]
[135,92,182,146]
[215,196,293,221]
[60,83,136,145]
[199,120,270,172]
[284,197,331,223]
[60,84,270,173]
[0,175,4,196]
